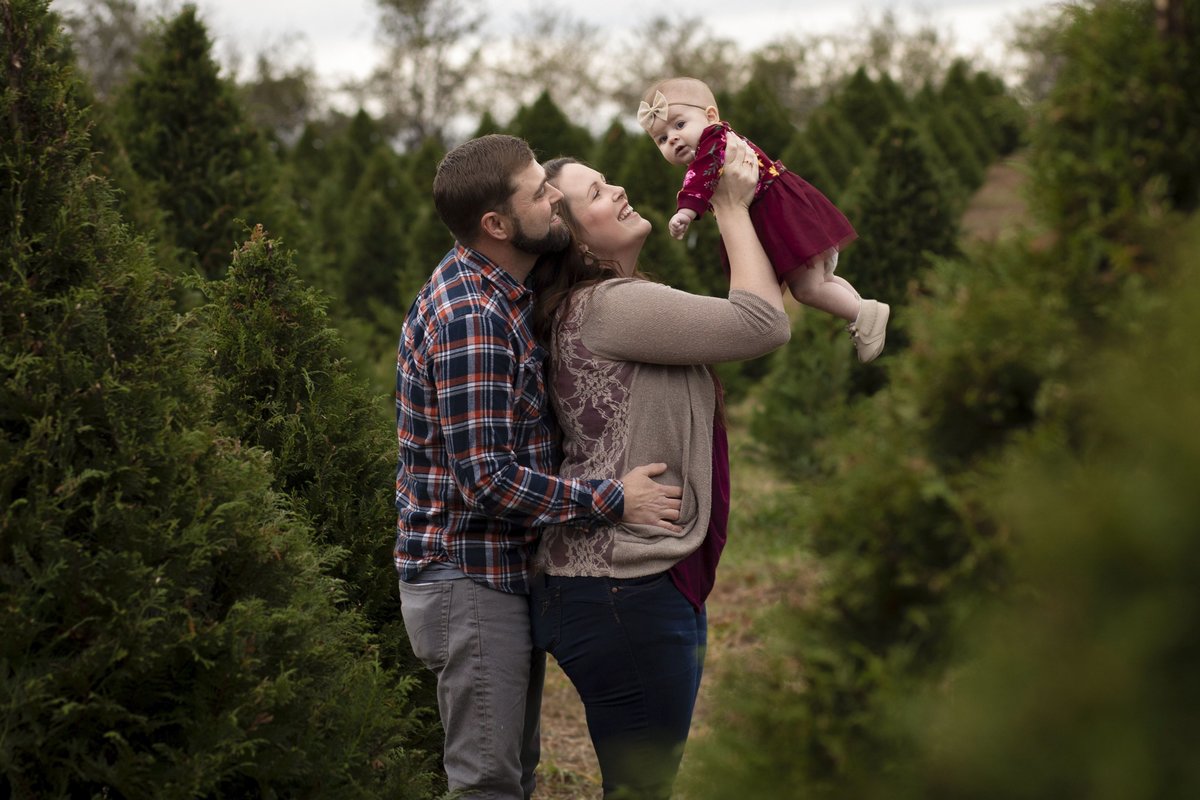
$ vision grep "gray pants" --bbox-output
[399,578,544,799]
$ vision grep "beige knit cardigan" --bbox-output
[537,279,791,579]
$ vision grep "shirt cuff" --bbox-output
[677,193,709,217]
[586,478,623,525]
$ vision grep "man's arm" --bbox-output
[433,312,681,531]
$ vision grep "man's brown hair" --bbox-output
[432,134,535,245]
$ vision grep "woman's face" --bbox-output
[551,163,651,275]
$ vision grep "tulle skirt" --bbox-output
[719,169,857,280]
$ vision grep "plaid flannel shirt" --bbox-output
[394,245,624,594]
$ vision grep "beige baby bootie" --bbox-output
[848,300,889,363]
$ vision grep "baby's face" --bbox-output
[648,103,714,166]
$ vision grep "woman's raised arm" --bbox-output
[708,135,786,312]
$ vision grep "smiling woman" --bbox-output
[523,137,792,799]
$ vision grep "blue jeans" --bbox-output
[531,572,707,799]
[399,578,544,799]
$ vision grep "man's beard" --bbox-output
[511,216,570,255]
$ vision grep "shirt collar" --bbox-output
[456,243,531,303]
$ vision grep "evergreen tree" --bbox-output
[341,108,386,188]
[858,221,1200,800]
[311,112,383,248]
[285,117,339,222]
[970,70,1027,156]
[508,90,593,160]
[591,118,636,180]
[876,72,909,117]
[114,4,297,281]
[803,107,867,201]
[0,4,434,795]
[342,147,418,320]
[690,6,1199,798]
[781,133,840,202]
[64,64,170,265]
[291,109,391,303]
[907,83,969,210]
[750,310,855,477]
[397,131,450,285]
[843,119,959,306]
[404,135,445,198]
[683,201,739,297]
[942,57,1027,161]
[636,207,707,296]
[939,59,986,127]
[834,67,895,150]
[616,134,681,219]
[948,102,996,167]
[726,79,797,160]
[470,109,504,138]
[910,79,938,116]
[403,205,454,295]
[921,102,985,192]
[687,239,1080,799]
[194,226,426,684]
[1028,0,1200,250]
[911,116,969,213]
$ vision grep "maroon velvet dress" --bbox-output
[676,121,857,279]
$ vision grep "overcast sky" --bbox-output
[179,0,1055,87]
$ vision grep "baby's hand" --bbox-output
[669,212,692,240]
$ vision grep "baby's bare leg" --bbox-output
[819,249,860,300]
[785,261,861,321]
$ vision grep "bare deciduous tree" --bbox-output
[238,38,320,146]
[59,0,150,100]
[355,0,487,147]
[477,7,611,131]
[615,16,745,111]
[1009,6,1069,105]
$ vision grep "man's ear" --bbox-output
[705,105,720,123]
[480,210,509,242]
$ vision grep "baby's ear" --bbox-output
[705,105,720,123]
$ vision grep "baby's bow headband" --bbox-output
[637,90,669,131]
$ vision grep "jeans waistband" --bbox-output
[541,572,666,589]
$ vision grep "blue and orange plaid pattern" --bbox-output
[394,245,624,594]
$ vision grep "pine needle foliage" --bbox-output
[1,4,435,795]
[114,4,296,281]
[193,226,422,678]
[688,3,1196,797]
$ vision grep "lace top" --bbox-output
[536,279,791,578]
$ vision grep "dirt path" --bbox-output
[960,155,1031,243]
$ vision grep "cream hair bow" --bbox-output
[637,90,669,131]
